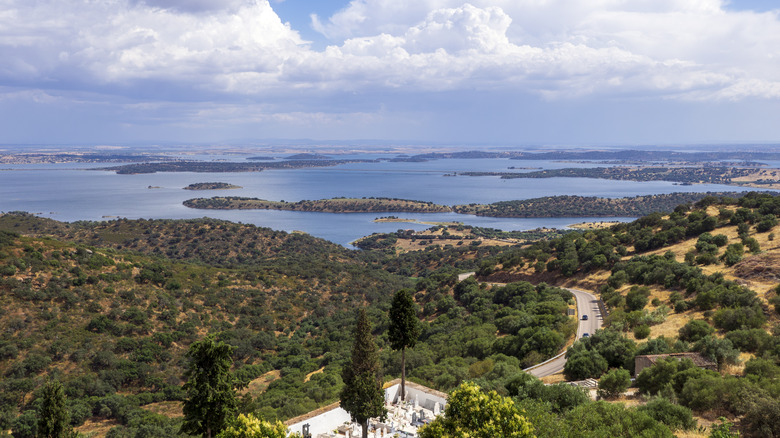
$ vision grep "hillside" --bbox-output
[0,221,418,436]
[0,214,527,437]
[474,192,780,436]
[2,193,780,437]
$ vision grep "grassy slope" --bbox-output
[485,212,779,343]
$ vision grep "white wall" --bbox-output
[287,406,352,437]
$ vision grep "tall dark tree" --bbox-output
[181,335,238,438]
[37,380,72,438]
[340,309,386,438]
[388,288,421,401]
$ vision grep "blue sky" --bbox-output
[1,0,780,146]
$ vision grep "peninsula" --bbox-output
[183,197,452,213]
[185,192,772,218]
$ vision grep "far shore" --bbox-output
[373,217,463,226]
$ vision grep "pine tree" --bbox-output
[340,309,386,438]
[388,288,421,401]
[181,335,238,438]
[37,380,72,438]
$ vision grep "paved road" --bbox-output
[525,288,603,378]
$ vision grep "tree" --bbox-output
[678,319,713,343]
[388,289,421,402]
[742,396,780,438]
[636,357,682,396]
[564,401,674,438]
[584,329,637,369]
[637,398,696,431]
[419,382,534,438]
[215,414,302,438]
[693,336,739,371]
[597,368,631,399]
[181,335,238,438]
[564,349,608,381]
[37,380,73,438]
[625,287,650,311]
[340,309,386,438]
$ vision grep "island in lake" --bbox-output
[183,197,452,213]
[183,182,242,190]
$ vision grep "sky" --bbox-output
[1,0,780,146]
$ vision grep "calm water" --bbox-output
[0,155,767,247]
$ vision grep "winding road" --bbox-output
[524,288,604,378]
[457,273,603,378]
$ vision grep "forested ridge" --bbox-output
[186,192,756,218]
[1,192,780,437]
[183,197,452,213]
[452,192,747,218]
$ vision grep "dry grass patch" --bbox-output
[304,367,324,383]
[76,418,119,438]
[140,401,183,418]
[539,373,566,384]
[240,369,281,397]
[675,429,709,438]
[649,310,703,339]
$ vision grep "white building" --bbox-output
[286,379,447,438]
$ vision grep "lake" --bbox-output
[0,154,765,247]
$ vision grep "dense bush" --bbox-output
[637,397,697,431]
[597,368,631,399]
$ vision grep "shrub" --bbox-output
[597,368,631,399]
[637,397,697,431]
[678,320,713,343]
[633,325,651,340]
[742,397,780,437]
[626,287,650,311]
[720,243,743,266]
[636,358,680,396]
[564,349,608,381]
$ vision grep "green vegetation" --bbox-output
[388,289,421,401]
[597,368,631,399]
[37,380,75,438]
[183,197,451,213]
[181,336,238,438]
[215,414,299,438]
[419,382,534,438]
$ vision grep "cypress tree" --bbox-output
[181,335,238,438]
[388,288,421,401]
[340,309,386,438]
[37,380,72,438]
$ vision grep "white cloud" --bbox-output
[0,0,307,89]
[303,0,780,100]
[1,0,779,116]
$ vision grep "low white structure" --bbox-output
[286,379,447,437]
